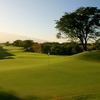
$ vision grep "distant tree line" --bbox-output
[3,38,100,55]
[12,40,41,52]
[41,42,83,55]
[12,39,83,55]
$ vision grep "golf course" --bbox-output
[0,45,100,100]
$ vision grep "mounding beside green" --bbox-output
[0,46,100,100]
[73,50,100,62]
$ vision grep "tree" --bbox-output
[41,42,51,53]
[95,38,100,50]
[5,41,10,46]
[13,40,23,47]
[22,40,34,50]
[31,43,41,52]
[50,44,61,55]
[55,7,100,51]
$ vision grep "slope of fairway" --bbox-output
[73,50,100,62]
[0,46,100,100]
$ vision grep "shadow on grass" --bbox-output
[0,91,22,100]
[0,90,40,100]
[0,46,15,59]
[0,87,41,100]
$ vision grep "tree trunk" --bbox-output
[80,38,87,51]
[84,38,87,51]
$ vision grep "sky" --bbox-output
[0,0,100,43]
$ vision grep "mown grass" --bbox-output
[73,50,100,62]
[0,46,100,100]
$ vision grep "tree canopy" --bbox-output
[55,7,100,51]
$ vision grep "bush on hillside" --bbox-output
[95,39,100,50]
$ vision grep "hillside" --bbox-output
[0,46,100,100]
[73,50,100,62]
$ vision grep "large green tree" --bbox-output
[55,7,100,51]
[13,40,23,47]
[22,40,34,50]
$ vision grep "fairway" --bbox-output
[0,46,100,100]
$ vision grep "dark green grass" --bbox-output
[0,46,100,100]
[0,90,22,100]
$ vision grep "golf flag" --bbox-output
[48,51,50,56]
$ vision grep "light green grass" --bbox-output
[0,46,100,100]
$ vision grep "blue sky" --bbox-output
[0,0,100,42]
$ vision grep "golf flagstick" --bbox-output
[48,51,50,70]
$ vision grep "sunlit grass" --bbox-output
[0,46,100,100]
